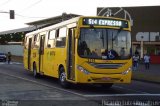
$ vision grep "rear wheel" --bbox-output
[59,67,70,88]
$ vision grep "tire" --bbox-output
[33,63,39,78]
[59,67,70,88]
[101,83,113,89]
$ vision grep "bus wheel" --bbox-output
[59,67,69,88]
[33,63,39,78]
[101,83,113,88]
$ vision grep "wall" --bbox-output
[0,45,23,56]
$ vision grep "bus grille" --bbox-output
[89,63,124,69]
[91,77,121,82]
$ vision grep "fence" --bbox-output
[0,45,23,56]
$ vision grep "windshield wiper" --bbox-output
[112,27,123,41]
[101,31,104,47]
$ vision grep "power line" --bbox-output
[0,10,8,13]
[0,10,49,19]
[15,13,49,19]
[0,0,12,7]
[19,0,43,13]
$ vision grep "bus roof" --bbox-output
[25,16,81,37]
[25,16,129,37]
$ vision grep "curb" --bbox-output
[132,79,160,85]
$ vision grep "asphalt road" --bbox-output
[0,62,160,106]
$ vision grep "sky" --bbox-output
[0,0,160,32]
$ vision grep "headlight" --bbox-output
[122,67,131,75]
[77,65,90,75]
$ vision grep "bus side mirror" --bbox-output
[74,29,79,38]
[47,44,51,48]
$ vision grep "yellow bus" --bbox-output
[24,16,132,88]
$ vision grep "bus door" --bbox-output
[39,35,45,73]
[27,38,32,70]
[67,28,75,80]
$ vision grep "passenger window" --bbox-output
[47,30,56,48]
[56,27,66,47]
[49,30,56,39]
[34,34,38,41]
[33,34,39,48]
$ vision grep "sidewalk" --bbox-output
[132,63,160,84]
[11,55,23,63]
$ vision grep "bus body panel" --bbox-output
[75,70,132,84]
[42,48,56,77]
[23,49,28,69]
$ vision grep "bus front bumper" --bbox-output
[75,70,132,84]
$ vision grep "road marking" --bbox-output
[0,62,22,65]
[114,85,149,94]
[82,93,160,97]
[12,62,22,64]
[0,62,6,64]
[0,71,159,98]
[0,71,85,97]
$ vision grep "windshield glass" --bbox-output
[78,28,131,60]
[0,53,5,55]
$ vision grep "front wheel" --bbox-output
[59,67,70,88]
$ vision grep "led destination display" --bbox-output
[83,18,129,28]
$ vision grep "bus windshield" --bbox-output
[78,28,131,60]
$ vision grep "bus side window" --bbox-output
[47,29,56,48]
[33,34,39,48]
[56,27,66,47]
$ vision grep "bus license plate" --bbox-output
[102,77,111,80]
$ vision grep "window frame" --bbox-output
[56,27,67,48]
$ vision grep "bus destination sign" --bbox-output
[83,18,129,28]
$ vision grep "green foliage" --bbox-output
[0,32,26,45]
